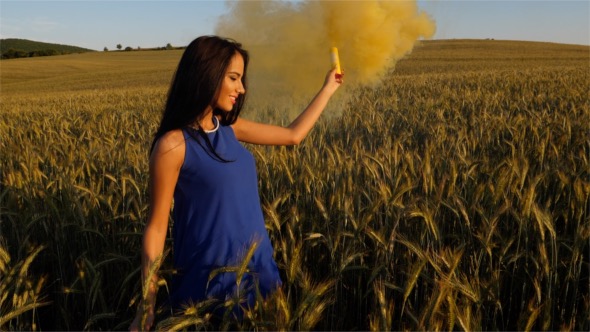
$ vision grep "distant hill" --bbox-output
[1,38,94,59]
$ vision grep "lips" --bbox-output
[230,96,237,105]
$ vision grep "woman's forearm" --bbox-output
[287,86,335,144]
[140,225,167,303]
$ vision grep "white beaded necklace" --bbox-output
[204,116,220,134]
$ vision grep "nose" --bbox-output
[237,81,245,94]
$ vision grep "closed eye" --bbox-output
[228,71,242,80]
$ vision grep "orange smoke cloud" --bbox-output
[216,0,435,109]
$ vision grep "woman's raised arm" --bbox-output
[232,69,343,146]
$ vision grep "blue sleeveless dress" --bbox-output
[169,122,281,309]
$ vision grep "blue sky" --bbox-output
[1,0,588,51]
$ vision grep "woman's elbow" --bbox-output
[288,133,305,145]
[282,127,305,145]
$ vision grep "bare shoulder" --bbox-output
[154,129,185,152]
[151,129,185,168]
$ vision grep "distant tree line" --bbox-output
[104,43,185,52]
[1,48,74,59]
[1,43,185,59]
[0,38,93,60]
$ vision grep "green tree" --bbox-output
[104,47,108,52]
[2,48,28,59]
[117,44,122,50]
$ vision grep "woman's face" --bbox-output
[215,52,245,112]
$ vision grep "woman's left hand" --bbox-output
[322,68,344,95]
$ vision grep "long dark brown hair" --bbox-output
[151,36,249,159]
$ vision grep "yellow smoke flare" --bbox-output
[331,47,342,75]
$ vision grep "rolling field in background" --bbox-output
[1,40,589,330]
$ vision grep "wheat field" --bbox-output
[1,40,588,331]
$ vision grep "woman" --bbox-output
[130,35,343,330]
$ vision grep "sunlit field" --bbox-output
[1,40,588,331]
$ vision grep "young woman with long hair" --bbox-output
[129,35,343,330]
